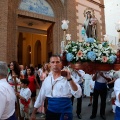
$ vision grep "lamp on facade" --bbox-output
[115,21,120,63]
[61,20,69,53]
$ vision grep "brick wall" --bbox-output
[0,0,8,62]
[0,0,105,63]
[7,0,18,62]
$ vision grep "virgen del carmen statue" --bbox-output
[60,13,120,74]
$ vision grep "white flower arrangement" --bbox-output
[65,38,117,64]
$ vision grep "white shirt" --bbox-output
[8,74,21,92]
[0,78,16,119]
[38,68,43,77]
[8,74,20,84]
[34,72,82,108]
[71,70,85,84]
[114,78,120,107]
[96,71,111,83]
[20,88,31,101]
[89,79,95,93]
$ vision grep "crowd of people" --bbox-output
[0,55,120,120]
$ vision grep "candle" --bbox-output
[61,41,65,53]
[61,41,65,48]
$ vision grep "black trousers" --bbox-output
[92,88,107,116]
[71,95,82,115]
[6,112,17,120]
[45,110,72,120]
[46,110,61,120]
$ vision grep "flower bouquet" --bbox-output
[65,38,117,64]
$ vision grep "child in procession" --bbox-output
[16,79,31,120]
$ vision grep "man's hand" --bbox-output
[61,69,71,80]
[99,71,111,81]
[99,71,104,76]
[15,92,20,97]
[66,70,71,80]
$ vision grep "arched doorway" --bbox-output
[34,40,41,66]
[16,0,65,66]
[17,19,52,66]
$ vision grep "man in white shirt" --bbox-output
[114,71,120,120]
[30,55,82,120]
[0,61,17,120]
[71,63,85,119]
[90,71,111,120]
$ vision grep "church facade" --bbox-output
[0,0,105,66]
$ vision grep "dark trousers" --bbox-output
[45,110,72,120]
[71,95,82,115]
[92,88,107,116]
[115,106,120,120]
[6,112,17,120]
[46,110,61,120]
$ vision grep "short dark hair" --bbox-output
[49,54,61,62]
[21,78,30,86]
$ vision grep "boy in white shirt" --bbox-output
[16,79,31,120]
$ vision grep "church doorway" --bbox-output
[17,16,53,67]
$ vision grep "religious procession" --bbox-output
[0,0,120,120]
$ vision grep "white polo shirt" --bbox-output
[71,70,85,84]
[114,78,120,107]
[0,78,16,119]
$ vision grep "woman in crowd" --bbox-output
[7,61,21,118]
[40,63,50,83]
[38,63,50,117]
[7,61,21,92]
[19,65,25,79]
[25,67,40,108]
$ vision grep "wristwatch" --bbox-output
[67,78,72,81]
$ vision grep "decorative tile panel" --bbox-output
[19,0,54,17]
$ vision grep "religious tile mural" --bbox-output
[19,0,54,17]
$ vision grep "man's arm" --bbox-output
[92,72,98,81]
[68,78,78,91]
[75,70,82,77]
[16,92,26,100]
[99,72,111,81]
[66,70,78,91]
[75,70,85,83]
[107,79,115,84]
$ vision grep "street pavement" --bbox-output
[36,97,114,120]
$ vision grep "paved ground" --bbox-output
[36,97,114,120]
